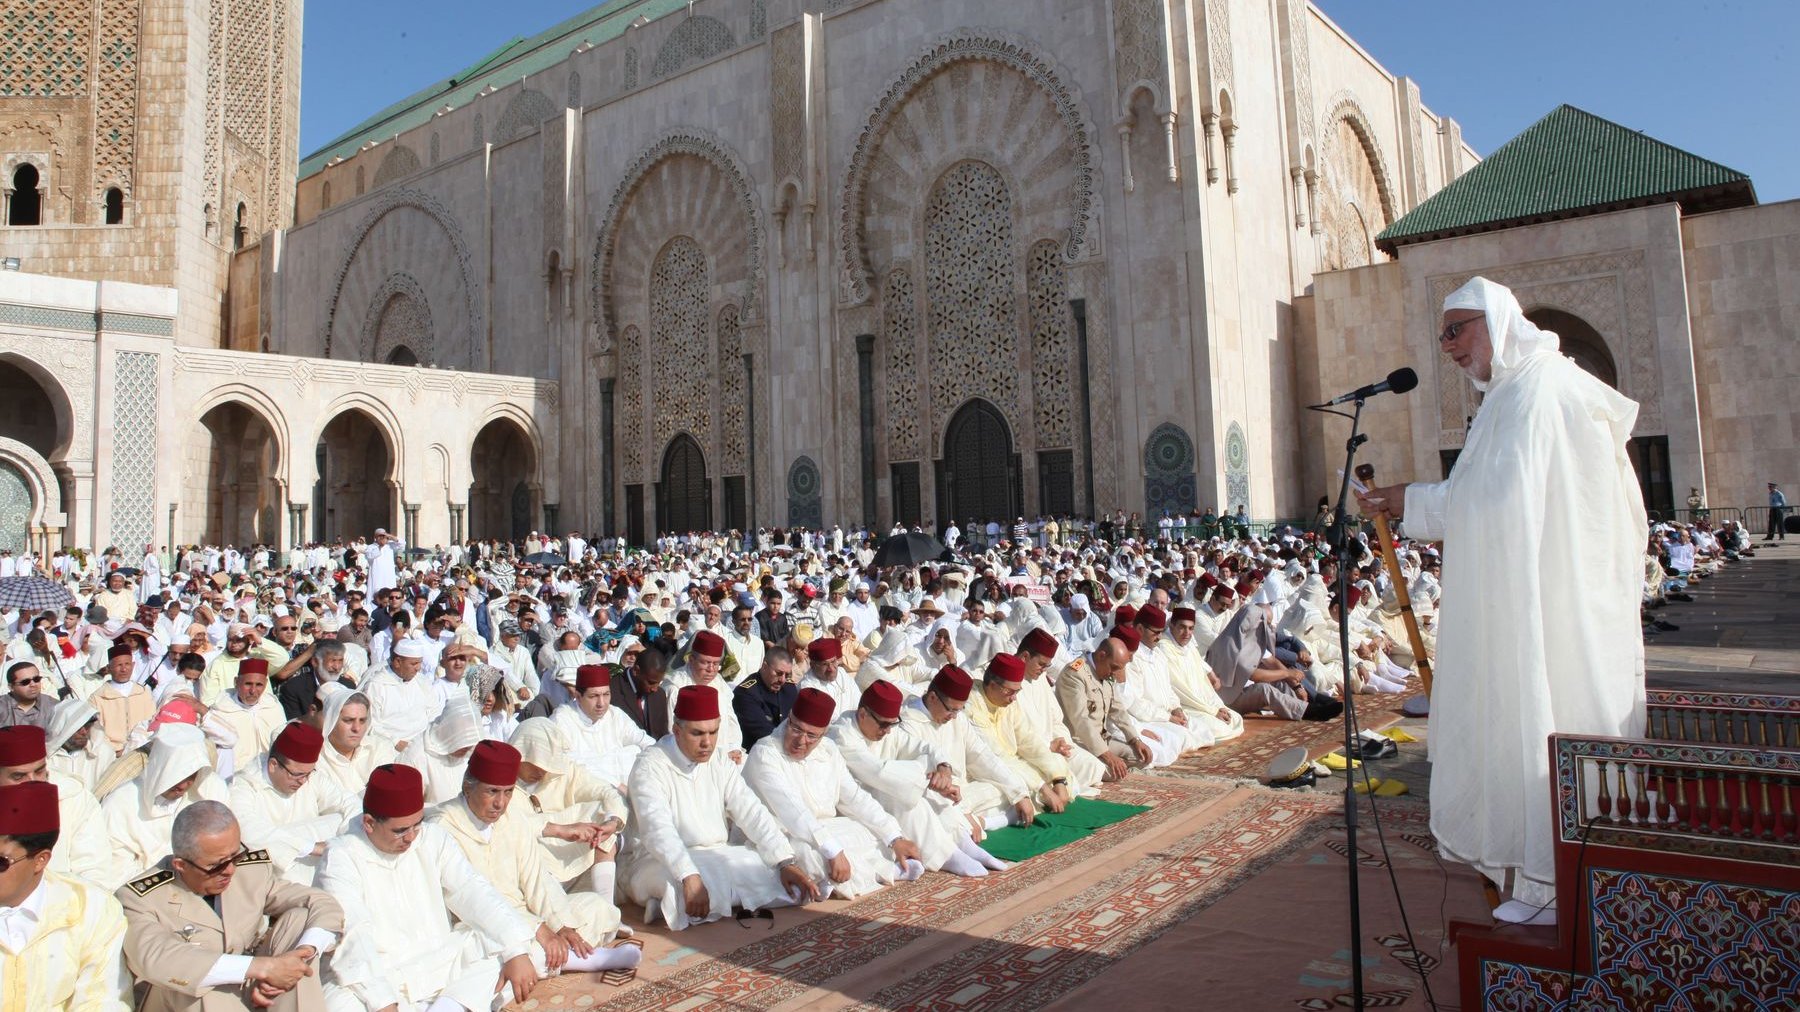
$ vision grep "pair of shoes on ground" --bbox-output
[1301,697,1344,722]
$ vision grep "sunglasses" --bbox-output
[181,845,250,877]
[0,851,40,873]
[10,675,44,686]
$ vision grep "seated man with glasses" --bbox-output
[829,680,1010,878]
[744,687,923,900]
[1,660,56,731]
[231,722,358,886]
[118,799,343,1011]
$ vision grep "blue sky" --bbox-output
[299,0,1799,201]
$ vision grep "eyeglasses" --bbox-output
[272,757,314,782]
[0,851,38,873]
[1438,314,1484,345]
[10,676,43,686]
[274,625,296,632]
[181,845,249,877]
[864,711,901,732]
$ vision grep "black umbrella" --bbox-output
[110,567,141,578]
[872,532,950,568]
[522,551,568,566]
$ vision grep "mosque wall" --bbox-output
[1681,199,1800,510]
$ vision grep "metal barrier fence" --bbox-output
[1646,505,1784,536]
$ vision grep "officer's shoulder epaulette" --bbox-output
[125,869,174,896]
[239,849,271,866]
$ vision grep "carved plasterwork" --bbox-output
[1316,96,1398,271]
[838,31,1100,306]
[360,273,434,365]
[650,16,735,79]
[1112,0,1167,104]
[493,88,558,143]
[1429,251,1661,448]
[372,145,421,188]
[0,333,94,465]
[588,130,764,352]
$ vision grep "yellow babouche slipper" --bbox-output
[1352,777,1410,797]
[1318,751,1361,771]
[1381,728,1419,743]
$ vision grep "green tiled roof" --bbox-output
[298,0,690,178]
[1376,104,1755,254]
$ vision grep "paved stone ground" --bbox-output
[1305,542,1797,803]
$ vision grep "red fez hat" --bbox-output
[673,684,721,722]
[272,722,324,764]
[1171,606,1197,624]
[364,764,425,818]
[1111,625,1142,652]
[1234,578,1257,598]
[1019,628,1059,658]
[238,658,270,677]
[0,725,48,767]
[1341,586,1364,611]
[575,664,610,691]
[807,637,841,662]
[0,781,60,835]
[1114,604,1138,626]
[929,665,973,701]
[1136,604,1167,631]
[987,653,1025,683]
[466,740,522,786]
[1200,572,1219,589]
[860,680,903,720]
[791,687,836,728]
[690,630,726,659]
[107,643,134,660]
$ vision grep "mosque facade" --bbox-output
[2,0,1790,556]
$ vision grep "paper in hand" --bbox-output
[1338,469,1371,495]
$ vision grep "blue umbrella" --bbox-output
[0,575,75,611]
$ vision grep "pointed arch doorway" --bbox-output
[657,434,710,535]
[937,399,1019,529]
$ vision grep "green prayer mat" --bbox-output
[977,797,1151,862]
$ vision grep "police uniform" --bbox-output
[116,849,344,1012]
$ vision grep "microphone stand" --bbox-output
[1316,394,1371,1010]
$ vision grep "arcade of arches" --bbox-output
[313,411,395,542]
[182,402,282,548]
[469,418,538,541]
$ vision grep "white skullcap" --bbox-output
[1069,593,1091,611]
[392,638,427,659]
[1251,580,1284,607]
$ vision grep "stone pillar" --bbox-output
[742,353,757,530]
[448,504,465,544]
[855,335,876,529]
[404,503,420,548]
[543,502,559,534]
[599,377,615,537]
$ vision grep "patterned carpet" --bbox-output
[1161,681,1420,780]
[509,776,1352,1010]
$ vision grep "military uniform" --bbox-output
[116,849,344,1012]
[1053,660,1141,763]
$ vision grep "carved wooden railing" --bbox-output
[1456,691,1800,1010]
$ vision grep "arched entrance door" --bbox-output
[1526,308,1617,387]
[469,418,537,541]
[938,400,1018,528]
[188,402,281,546]
[658,434,710,535]
[314,410,394,541]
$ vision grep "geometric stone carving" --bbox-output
[360,273,433,365]
[0,460,33,553]
[619,324,644,482]
[373,145,421,188]
[0,0,93,96]
[717,305,746,475]
[1316,97,1398,272]
[493,88,558,143]
[882,269,921,460]
[648,236,712,449]
[1112,0,1167,100]
[94,0,140,191]
[322,188,481,369]
[924,160,1019,450]
[840,31,1099,306]
[1144,421,1198,518]
[1028,239,1074,448]
[590,130,764,351]
[651,16,735,80]
[110,350,158,549]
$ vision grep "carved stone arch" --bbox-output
[588,130,765,351]
[1119,80,1168,121]
[650,16,736,79]
[359,273,435,365]
[0,437,67,538]
[838,30,1101,305]
[1318,93,1399,220]
[494,89,559,143]
[187,384,292,478]
[372,144,421,188]
[322,188,482,369]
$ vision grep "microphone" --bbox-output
[1320,367,1418,406]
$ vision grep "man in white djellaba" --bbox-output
[1358,275,1647,926]
[622,685,821,930]
[742,687,924,900]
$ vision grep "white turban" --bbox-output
[1442,276,1560,392]
[392,637,427,659]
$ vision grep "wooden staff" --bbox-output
[1354,463,1434,699]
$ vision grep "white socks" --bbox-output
[587,860,617,901]
[1493,899,1557,926]
[563,944,643,972]
[983,812,1010,832]
[940,847,988,877]
[958,834,1010,871]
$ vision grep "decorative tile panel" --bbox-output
[0,461,30,553]
[619,324,644,482]
[1223,421,1249,512]
[924,160,1019,448]
[883,270,920,461]
[109,350,158,549]
[787,455,822,529]
[717,305,746,474]
[1028,240,1073,448]
[1145,422,1197,517]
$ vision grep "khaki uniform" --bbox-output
[1054,662,1140,763]
[116,850,344,1012]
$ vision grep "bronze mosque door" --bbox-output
[657,434,711,535]
[938,399,1020,528]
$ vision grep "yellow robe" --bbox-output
[0,872,130,1012]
